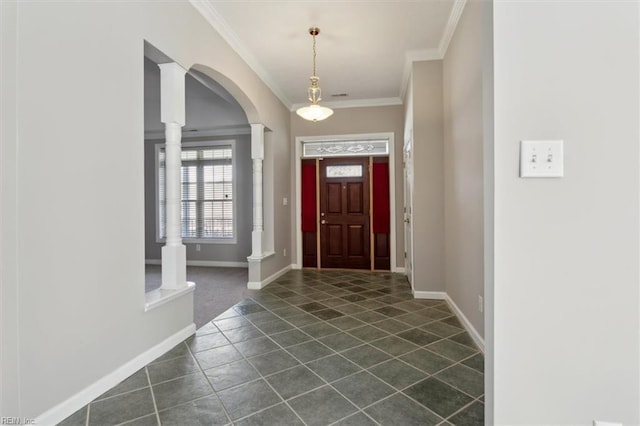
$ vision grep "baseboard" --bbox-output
[445,294,485,353]
[413,291,447,300]
[247,264,293,290]
[145,259,248,268]
[35,323,196,425]
[392,267,406,274]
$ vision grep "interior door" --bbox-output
[319,157,370,269]
[403,136,414,288]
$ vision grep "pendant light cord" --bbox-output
[312,32,317,77]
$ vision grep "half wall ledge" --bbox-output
[145,281,196,311]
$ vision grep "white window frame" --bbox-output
[155,139,237,244]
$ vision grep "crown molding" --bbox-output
[438,0,468,57]
[188,0,293,110]
[399,0,467,100]
[291,97,403,112]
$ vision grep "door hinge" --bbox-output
[404,251,407,258]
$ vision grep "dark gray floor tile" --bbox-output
[434,364,484,398]
[342,344,392,368]
[441,316,463,328]
[376,295,405,304]
[244,311,280,325]
[461,353,484,373]
[356,299,388,310]
[249,349,300,375]
[270,329,313,347]
[214,316,251,331]
[352,311,388,324]
[256,318,294,335]
[265,365,325,399]
[333,412,377,426]
[368,359,427,390]
[400,349,454,374]
[365,393,442,426]
[426,340,478,362]
[341,294,366,303]
[286,295,315,305]
[404,378,473,418]
[306,354,361,382]
[397,328,441,346]
[421,321,465,338]
[221,324,264,344]
[328,316,366,331]
[333,371,395,408]
[234,336,279,358]
[319,297,350,308]
[57,405,87,426]
[347,325,389,342]
[234,403,304,426]
[286,313,322,327]
[89,387,155,425]
[312,308,345,320]
[195,322,219,336]
[370,335,420,356]
[289,386,358,426]
[218,379,281,420]
[374,306,408,317]
[298,302,330,312]
[152,372,214,411]
[396,312,434,327]
[394,301,430,312]
[448,401,484,426]
[215,307,242,320]
[300,322,341,338]
[318,332,362,352]
[119,414,159,425]
[147,355,199,384]
[234,303,266,316]
[150,343,189,364]
[96,368,148,400]
[195,344,243,370]
[449,332,478,350]
[421,308,452,320]
[158,395,229,425]
[205,359,259,392]
[373,318,413,334]
[286,340,334,363]
[334,303,368,315]
[271,306,305,318]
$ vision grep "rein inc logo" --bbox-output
[1,419,35,425]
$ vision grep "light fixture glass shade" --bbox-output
[296,104,334,122]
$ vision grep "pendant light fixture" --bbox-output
[296,27,334,122]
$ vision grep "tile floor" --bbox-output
[59,270,484,425]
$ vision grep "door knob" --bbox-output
[321,220,327,225]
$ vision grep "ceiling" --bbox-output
[190,0,465,111]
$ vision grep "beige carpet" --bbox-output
[145,265,256,328]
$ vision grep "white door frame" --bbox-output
[294,132,399,272]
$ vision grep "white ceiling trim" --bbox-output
[189,0,293,109]
[438,0,468,57]
[291,97,403,112]
[399,0,467,100]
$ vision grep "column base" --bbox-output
[250,230,264,258]
[161,244,187,290]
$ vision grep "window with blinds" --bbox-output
[158,143,235,241]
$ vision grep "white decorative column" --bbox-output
[159,63,187,290]
[249,123,265,259]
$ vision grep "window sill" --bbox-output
[155,238,237,245]
[145,281,196,312]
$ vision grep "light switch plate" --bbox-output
[520,140,564,178]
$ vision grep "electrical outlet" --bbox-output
[196,244,201,251]
[283,197,288,206]
[283,248,287,257]
[478,295,483,313]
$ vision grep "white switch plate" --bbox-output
[520,140,564,178]
[283,197,288,206]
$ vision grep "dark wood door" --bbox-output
[319,157,370,269]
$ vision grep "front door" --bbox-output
[319,157,370,269]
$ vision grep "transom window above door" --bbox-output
[302,138,389,158]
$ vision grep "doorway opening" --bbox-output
[295,134,397,272]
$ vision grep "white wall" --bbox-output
[492,1,640,424]
[1,0,290,419]
[442,0,487,338]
